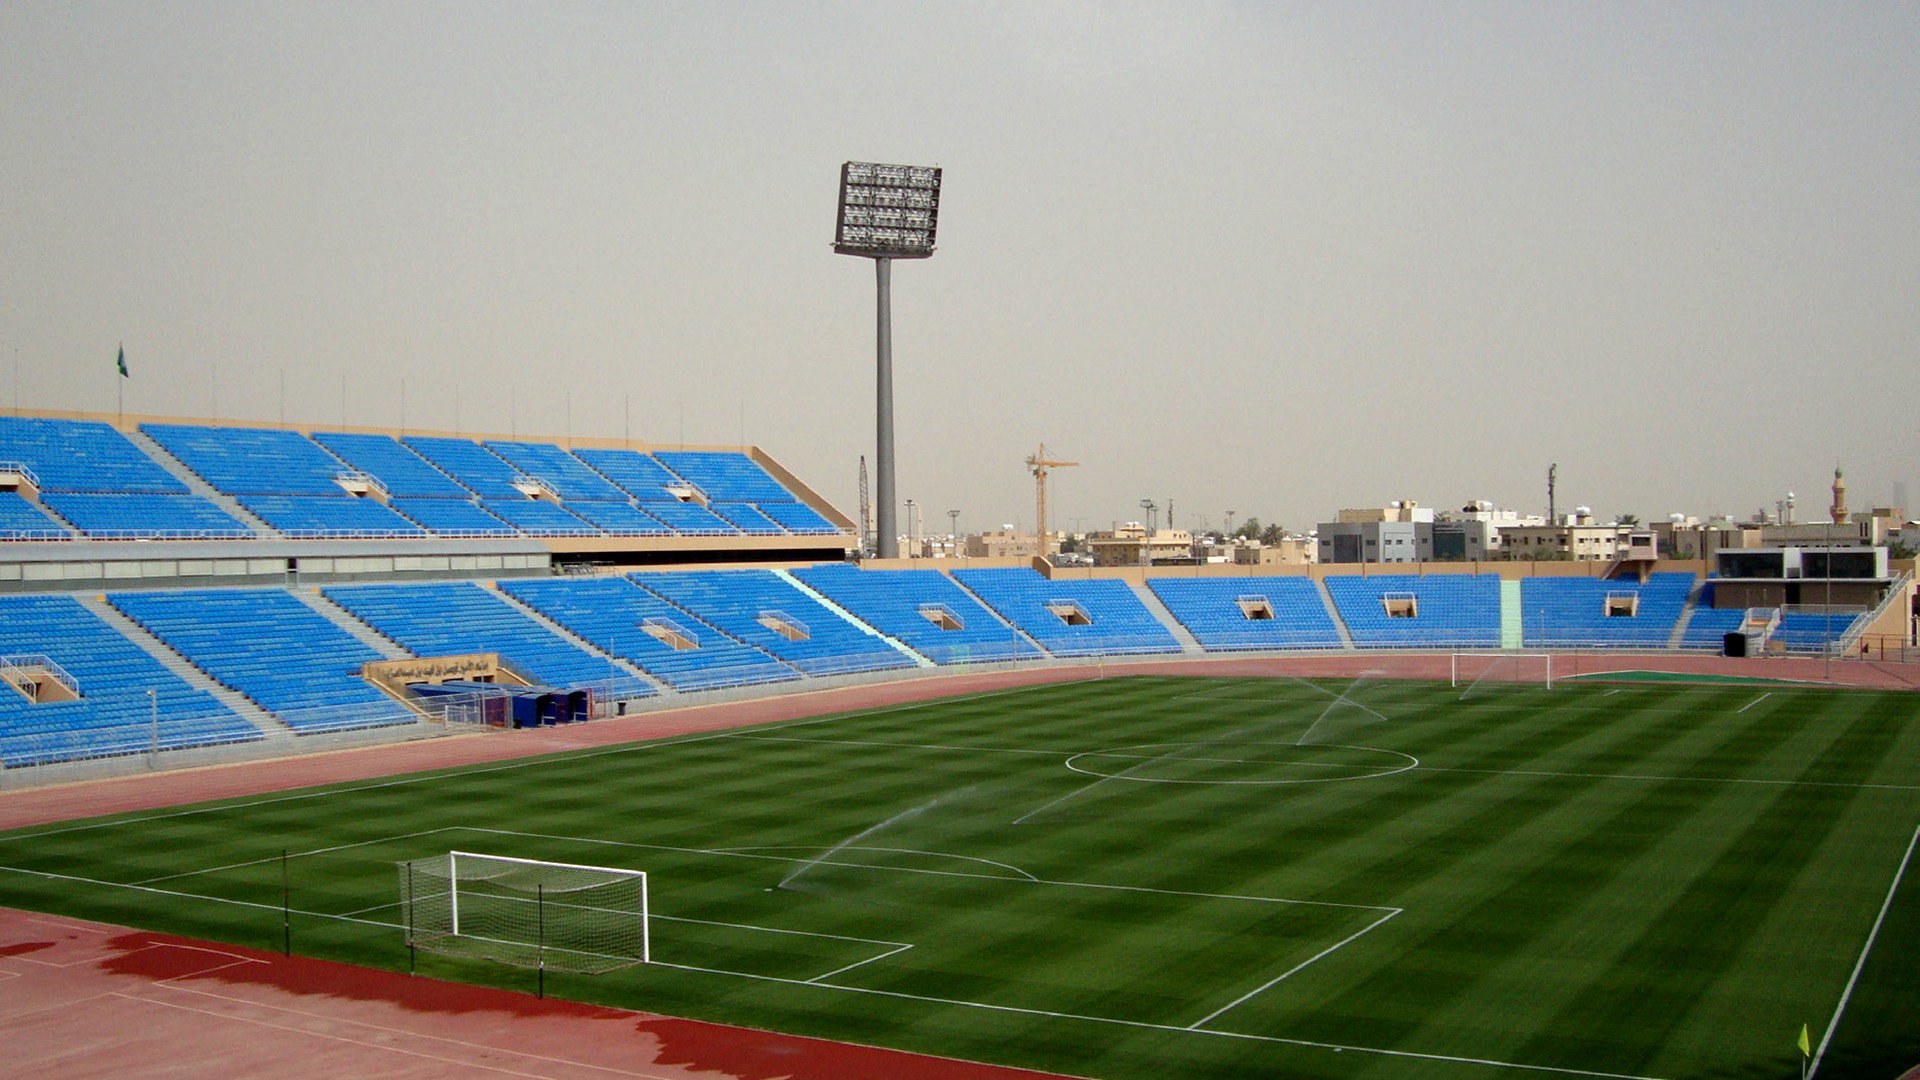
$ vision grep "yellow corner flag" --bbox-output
[1798,1022,1811,1057]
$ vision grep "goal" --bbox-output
[1450,652,1553,691]
[397,851,649,973]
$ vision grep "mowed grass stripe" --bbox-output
[1376,692,1883,1071]
[1253,689,1765,1050]
[1512,691,1915,1077]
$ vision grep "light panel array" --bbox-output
[835,162,942,259]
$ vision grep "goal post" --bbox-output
[398,851,649,973]
[1450,652,1553,691]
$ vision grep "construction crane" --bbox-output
[858,456,872,556]
[1026,443,1078,558]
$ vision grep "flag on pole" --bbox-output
[1798,1023,1811,1057]
[116,345,128,378]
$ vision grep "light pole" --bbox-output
[835,162,942,559]
[948,509,960,556]
[1140,499,1157,568]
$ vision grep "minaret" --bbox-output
[1830,466,1849,524]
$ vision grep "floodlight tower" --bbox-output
[836,161,943,558]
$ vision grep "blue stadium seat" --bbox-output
[1520,573,1694,648]
[708,502,787,535]
[142,424,352,496]
[401,437,528,499]
[311,431,474,498]
[653,451,796,502]
[630,570,913,676]
[1323,575,1502,648]
[0,594,259,767]
[1148,577,1343,651]
[389,497,517,537]
[107,590,415,732]
[40,492,254,539]
[478,499,599,536]
[500,577,800,691]
[565,501,673,536]
[639,500,740,535]
[953,568,1181,657]
[484,441,630,501]
[570,448,689,502]
[792,564,1040,664]
[755,501,842,535]
[324,582,640,693]
[0,416,187,494]
[0,491,74,539]
[237,495,428,538]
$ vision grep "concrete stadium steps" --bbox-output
[1314,578,1357,649]
[772,568,932,667]
[1127,582,1205,654]
[944,572,1052,655]
[479,580,667,692]
[125,428,277,537]
[1669,581,1705,648]
[76,595,280,732]
[292,589,414,660]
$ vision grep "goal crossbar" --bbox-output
[1450,652,1553,690]
[400,851,650,973]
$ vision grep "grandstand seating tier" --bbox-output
[323,582,641,693]
[499,577,800,691]
[401,437,529,500]
[484,441,631,502]
[1147,576,1344,651]
[0,416,189,494]
[630,569,913,676]
[653,451,796,503]
[1323,574,1503,648]
[953,568,1181,657]
[142,424,353,497]
[310,431,475,498]
[793,563,1041,665]
[0,491,74,540]
[39,492,254,539]
[569,448,688,501]
[0,594,260,767]
[106,590,415,731]
[236,495,429,538]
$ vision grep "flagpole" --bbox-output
[116,342,124,428]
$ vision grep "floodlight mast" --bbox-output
[836,161,941,559]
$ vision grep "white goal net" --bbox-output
[397,851,649,973]
[1450,652,1554,693]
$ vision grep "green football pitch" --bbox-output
[2,673,1916,1080]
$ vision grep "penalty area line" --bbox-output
[1186,907,1400,1029]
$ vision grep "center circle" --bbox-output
[1063,742,1417,785]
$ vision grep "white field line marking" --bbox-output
[726,733,1062,756]
[1738,692,1773,713]
[714,844,1040,881]
[1412,765,1920,793]
[1603,689,1624,696]
[0,681,1066,846]
[131,827,459,885]
[1808,819,1920,1080]
[642,957,1666,1080]
[0,865,402,930]
[458,827,1399,913]
[122,989,686,1080]
[804,942,916,984]
[1187,907,1400,1029]
[653,912,910,949]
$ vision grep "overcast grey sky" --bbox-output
[5,3,1916,534]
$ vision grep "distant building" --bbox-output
[1086,524,1195,567]
[965,528,1036,559]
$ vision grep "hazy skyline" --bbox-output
[5,3,1916,536]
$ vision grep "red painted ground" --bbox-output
[0,907,1081,1080]
[0,652,1912,1078]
